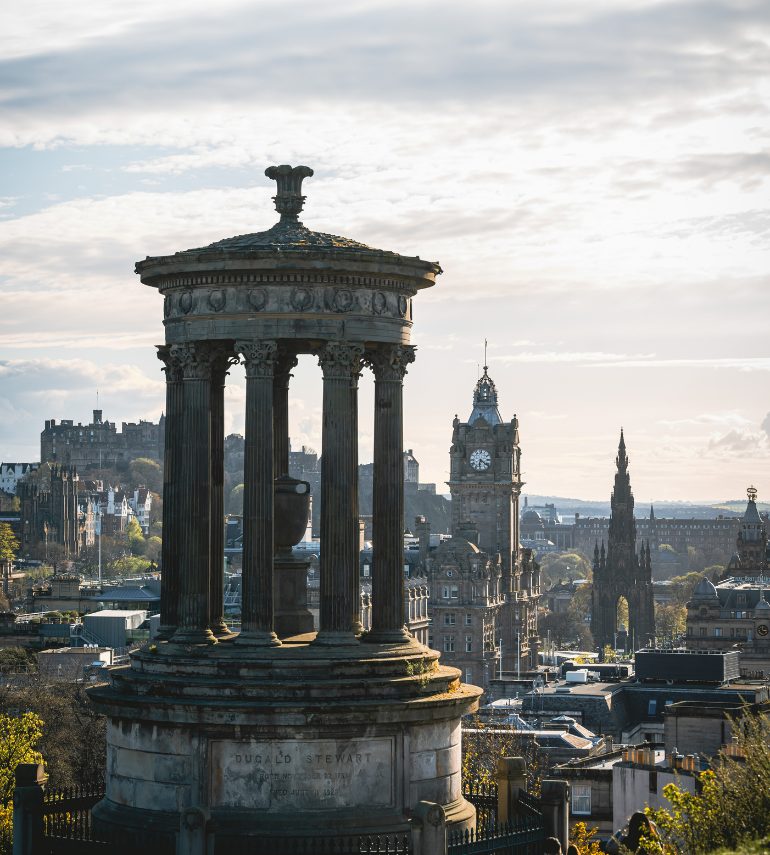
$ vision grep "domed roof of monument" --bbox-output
[756,597,770,611]
[691,577,718,599]
[141,164,440,273]
[742,486,763,525]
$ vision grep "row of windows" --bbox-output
[443,613,474,626]
[440,635,474,653]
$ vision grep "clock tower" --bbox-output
[448,364,522,586]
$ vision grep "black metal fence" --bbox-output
[462,780,498,829]
[13,771,546,855]
[447,817,544,855]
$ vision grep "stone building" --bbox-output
[685,489,770,675]
[422,363,540,688]
[0,462,39,495]
[41,409,164,468]
[17,465,96,558]
[573,511,739,569]
[591,431,655,652]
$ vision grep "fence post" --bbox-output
[176,806,211,855]
[495,756,526,823]
[540,780,570,855]
[411,801,446,855]
[12,763,47,855]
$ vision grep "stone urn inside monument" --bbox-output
[273,475,314,637]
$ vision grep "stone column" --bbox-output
[156,345,183,640]
[315,341,363,646]
[365,344,415,644]
[273,349,298,477]
[170,341,218,645]
[236,339,280,647]
[209,347,238,637]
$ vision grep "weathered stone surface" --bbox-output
[210,737,394,811]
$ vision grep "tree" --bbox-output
[126,518,145,555]
[668,571,707,607]
[228,484,244,515]
[570,821,602,854]
[655,603,686,642]
[462,715,548,794]
[128,457,163,494]
[144,535,162,562]
[0,712,44,844]
[538,552,593,587]
[0,523,19,566]
[642,710,770,854]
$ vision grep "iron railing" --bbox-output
[447,817,544,855]
[463,780,498,829]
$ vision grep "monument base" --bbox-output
[273,554,314,638]
[89,638,481,852]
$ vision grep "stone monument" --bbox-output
[88,165,481,850]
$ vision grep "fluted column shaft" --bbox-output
[316,342,363,646]
[273,350,298,477]
[209,349,237,636]
[156,345,183,639]
[171,342,218,645]
[367,345,415,643]
[237,340,280,647]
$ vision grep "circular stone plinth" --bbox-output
[88,640,481,852]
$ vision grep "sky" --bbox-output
[1,0,769,503]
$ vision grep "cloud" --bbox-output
[762,412,770,439]
[706,429,770,456]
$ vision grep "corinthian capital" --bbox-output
[365,344,416,382]
[157,344,184,383]
[169,342,223,381]
[317,341,364,380]
[237,339,278,379]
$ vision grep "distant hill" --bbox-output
[522,494,762,520]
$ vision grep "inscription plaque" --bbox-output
[210,737,394,811]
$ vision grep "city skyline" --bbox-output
[2,0,768,501]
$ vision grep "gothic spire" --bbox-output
[616,428,628,472]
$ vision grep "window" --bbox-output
[444,613,456,626]
[465,668,473,684]
[649,771,658,794]
[465,635,473,653]
[442,586,450,599]
[648,700,657,716]
[700,627,707,636]
[450,586,459,599]
[443,636,455,653]
[363,564,370,577]
[572,784,591,815]
[465,614,473,626]
[714,627,722,637]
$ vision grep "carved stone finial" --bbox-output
[265,164,314,223]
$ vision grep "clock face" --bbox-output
[757,624,769,638]
[470,448,492,471]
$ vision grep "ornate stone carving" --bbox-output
[248,288,267,311]
[317,342,364,380]
[180,291,194,314]
[274,348,299,379]
[163,296,172,318]
[372,291,388,315]
[208,290,226,312]
[365,345,416,382]
[156,344,184,382]
[331,289,354,313]
[265,164,314,223]
[169,341,226,381]
[397,295,408,318]
[238,340,278,378]
[291,287,313,311]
